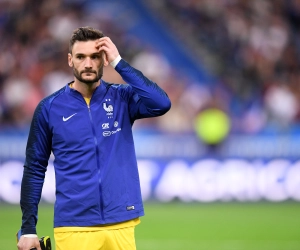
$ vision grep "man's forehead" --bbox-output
[72,40,98,54]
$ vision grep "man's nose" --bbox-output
[84,57,92,68]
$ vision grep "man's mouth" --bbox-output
[82,71,95,75]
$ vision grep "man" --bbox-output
[17,26,171,250]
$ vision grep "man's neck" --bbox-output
[71,80,100,98]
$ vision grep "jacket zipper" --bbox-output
[87,103,105,220]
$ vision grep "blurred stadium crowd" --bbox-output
[147,0,300,135]
[0,0,146,132]
[1,0,300,136]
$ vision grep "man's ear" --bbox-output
[68,53,73,67]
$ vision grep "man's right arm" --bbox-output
[20,100,52,238]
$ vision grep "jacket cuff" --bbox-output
[110,55,122,68]
[23,234,38,238]
[21,227,37,235]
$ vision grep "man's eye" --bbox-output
[92,55,100,59]
[77,56,83,59]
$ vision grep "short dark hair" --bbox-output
[69,26,105,53]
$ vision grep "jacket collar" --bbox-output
[65,79,110,104]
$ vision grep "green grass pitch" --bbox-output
[1,202,300,250]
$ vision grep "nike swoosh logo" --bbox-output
[63,113,77,122]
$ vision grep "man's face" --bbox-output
[68,40,104,85]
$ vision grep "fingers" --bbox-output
[98,36,113,43]
[95,37,120,63]
[17,236,41,250]
[95,37,112,50]
[97,36,113,45]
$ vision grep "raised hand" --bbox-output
[95,37,120,64]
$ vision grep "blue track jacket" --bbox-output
[20,59,171,234]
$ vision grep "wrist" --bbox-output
[23,234,38,238]
[110,55,122,68]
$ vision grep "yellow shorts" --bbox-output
[54,218,140,250]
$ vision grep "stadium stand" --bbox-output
[1,0,300,139]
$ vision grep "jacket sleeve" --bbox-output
[114,59,171,120]
[20,100,52,234]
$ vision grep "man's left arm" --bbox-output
[115,58,171,117]
[96,37,171,118]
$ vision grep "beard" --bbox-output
[73,67,103,85]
